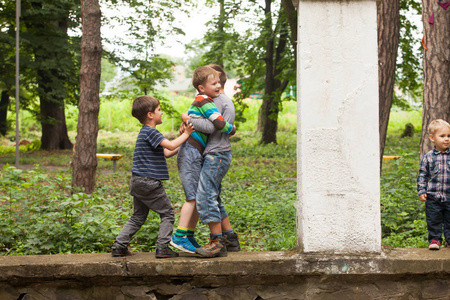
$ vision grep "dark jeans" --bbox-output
[115,175,174,248]
[425,195,450,243]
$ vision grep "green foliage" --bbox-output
[381,113,428,248]
[0,129,298,255]
[0,164,161,255]
[0,139,40,155]
[395,0,423,108]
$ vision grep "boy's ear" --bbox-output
[429,134,435,142]
[147,111,154,119]
[198,84,206,94]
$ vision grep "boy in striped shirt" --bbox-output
[112,95,194,258]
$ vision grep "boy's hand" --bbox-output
[179,123,186,135]
[230,124,236,136]
[184,122,195,135]
[181,113,189,123]
[419,194,427,202]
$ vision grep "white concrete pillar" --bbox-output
[296,0,381,253]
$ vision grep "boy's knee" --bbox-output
[130,214,147,226]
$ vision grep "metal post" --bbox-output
[15,0,21,167]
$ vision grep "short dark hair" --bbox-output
[206,64,227,87]
[132,96,160,124]
[192,66,219,91]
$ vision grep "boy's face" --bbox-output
[198,74,221,98]
[149,104,163,125]
[429,126,450,152]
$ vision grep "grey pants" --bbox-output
[115,175,175,248]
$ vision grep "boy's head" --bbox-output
[428,119,450,152]
[192,66,221,98]
[132,96,160,124]
[428,119,450,135]
[206,64,227,88]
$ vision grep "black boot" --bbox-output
[156,245,179,258]
[111,242,132,257]
[223,232,241,252]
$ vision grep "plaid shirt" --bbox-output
[417,147,450,201]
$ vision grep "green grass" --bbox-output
[381,110,428,248]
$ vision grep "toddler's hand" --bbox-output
[419,194,427,202]
[184,122,195,135]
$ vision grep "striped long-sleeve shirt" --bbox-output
[187,95,235,152]
[417,148,450,201]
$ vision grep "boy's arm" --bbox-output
[417,156,429,197]
[189,96,236,135]
[164,147,179,158]
[189,116,236,135]
[160,123,195,151]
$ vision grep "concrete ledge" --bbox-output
[1,248,450,280]
[1,249,450,299]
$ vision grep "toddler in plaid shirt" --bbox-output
[417,119,450,250]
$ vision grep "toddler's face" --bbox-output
[429,126,450,152]
[199,74,221,98]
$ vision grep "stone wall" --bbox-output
[1,249,450,299]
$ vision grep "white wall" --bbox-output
[296,0,381,253]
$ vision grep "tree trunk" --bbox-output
[281,0,297,66]
[377,0,400,166]
[420,0,450,156]
[260,4,290,145]
[261,0,278,144]
[72,0,102,193]
[23,1,74,151]
[36,64,73,150]
[0,91,9,136]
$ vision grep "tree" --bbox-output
[20,0,80,150]
[259,0,292,144]
[197,0,295,144]
[0,0,81,147]
[420,0,450,156]
[102,0,187,117]
[377,0,400,165]
[72,0,102,193]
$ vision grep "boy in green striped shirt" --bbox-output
[170,66,235,254]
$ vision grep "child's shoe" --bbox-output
[111,242,132,257]
[429,240,441,250]
[223,232,241,252]
[195,236,227,258]
[155,245,179,258]
[170,235,196,254]
[188,236,201,248]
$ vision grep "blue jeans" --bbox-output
[425,195,450,243]
[177,142,204,201]
[196,151,232,224]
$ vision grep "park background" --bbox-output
[0,0,436,255]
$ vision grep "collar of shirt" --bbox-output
[432,147,450,155]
